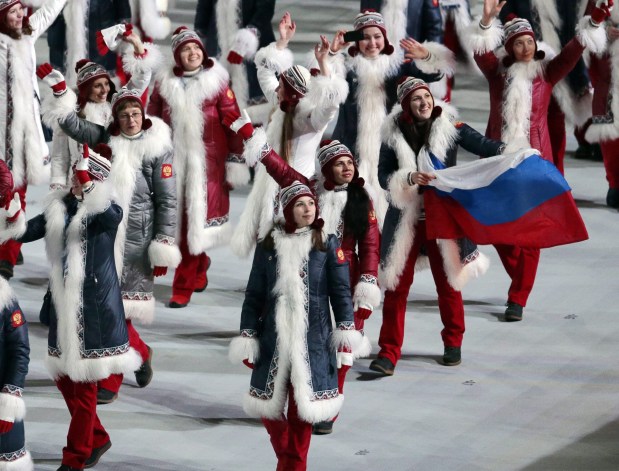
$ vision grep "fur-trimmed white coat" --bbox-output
[378,104,499,292]
[230,43,348,258]
[148,59,247,255]
[229,228,362,423]
[0,0,67,188]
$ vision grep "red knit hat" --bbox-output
[171,26,213,76]
[348,10,395,57]
[74,59,115,108]
[317,140,361,190]
[279,181,323,233]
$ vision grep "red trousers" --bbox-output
[98,320,149,393]
[0,186,26,265]
[494,244,540,307]
[56,376,109,469]
[548,96,567,175]
[600,139,619,189]
[377,221,465,365]
[262,386,312,471]
[172,215,209,300]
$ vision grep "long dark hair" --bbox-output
[279,112,295,163]
[343,183,370,240]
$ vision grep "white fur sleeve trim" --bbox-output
[388,169,418,209]
[354,334,373,360]
[0,211,27,245]
[330,328,363,353]
[234,28,260,59]
[139,0,171,40]
[415,42,456,77]
[226,160,251,188]
[122,44,164,78]
[40,88,78,129]
[148,239,181,268]
[0,392,25,422]
[466,18,504,54]
[228,336,260,364]
[242,127,269,168]
[306,73,349,107]
[254,42,294,73]
[576,16,607,55]
[352,280,382,310]
[81,182,113,215]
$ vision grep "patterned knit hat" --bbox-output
[503,16,536,56]
[348,9,394,57]
[75,59,115,107]
[317,140,360,190]
[171,26,212,76]
[397,77,432,105]
[84,144,113,182]
[280,181,322,233]
[109,87,152,135]
[281,65,311,97]
[0,0,19,16]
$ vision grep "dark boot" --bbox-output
[57,465,82,471]
[607,188,619,209]
[312,420,334,435]
[442,346,461,366]
[135,346,153,388]
[84,440,111,468]
[96,387,118,405]
[504,302,524,322]
[16,250,23,265]
[369,356,395,376]
[0,261,13,280]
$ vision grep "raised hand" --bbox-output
[276,11,296,49]
[330,29,348,54]
[400,38,429,63]
[591,0,613,25]
[314,35,330,63]
[36,63,67,97]
[482,0,507,26]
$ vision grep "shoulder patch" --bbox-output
[226,88,235,100]
[455,121,465,129]
[11,310,25,328]
[161,163,173,178]
[336,247,346,264]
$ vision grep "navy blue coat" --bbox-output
[19,193,129,367]
[240,231,355,422]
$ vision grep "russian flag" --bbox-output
[423,149,589,248]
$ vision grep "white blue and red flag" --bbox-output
[422,149,588,248]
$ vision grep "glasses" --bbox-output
[118,112,142,121]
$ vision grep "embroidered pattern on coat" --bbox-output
[592,92,615,125]
[83,342,131,359]
[226,153,246,164]
[5,48,13,168]
[359,274,378,285]
[154,233,175,245]
[249,345,279,400]
[0,447,27,462]
[241,329,258,338]
[122,291,154,301]
[462,249,480,265]
[205,215,229,228]
[1,384,23,397]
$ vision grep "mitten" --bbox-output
[227,50,244,64]
[75,144,91,185]
[225,109,254,140]
[0,419,13,434]
[591,0,613,25]
[226,28,259,64]
[336,345,353,369]
[242,359,254,369]
[354,307,373,321]
[153,266,168,277]
[36,63,67,97]
[96,23,133,55]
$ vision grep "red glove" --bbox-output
[0,420,13,434]
[242,359,254,369]
[354,307,373,321]
[75,144,91,185]
[36,63,67,96]
[224,109,254,140]
[227,50,244,64]
[591,0,613,24]
[153,266,167,277]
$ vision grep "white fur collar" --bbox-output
[155,58,230,104]
[82,101,112,126]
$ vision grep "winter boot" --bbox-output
[85,440,111,468]
[369,356,395,376]
[135,346,153,388]
[607,188,619,209]
[442,346,461,366]
[504,302,524,322]
[312,420,334,435]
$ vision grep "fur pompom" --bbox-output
[228,336,260,364]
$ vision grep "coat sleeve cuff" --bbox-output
[254,42,295,74]
[148,236,181,268]
[305,72,349,106]
[122,43,164,79]
[352,276,381,310]
[414,42,456,77]
[576,16,607,54]
[0,210,26,245]
[331,324,363,354]
[81,181,114,215]
[41,88,78,129]
[242,127,272,168]
[388,169,418,209]
[225,157,251,188]
[229,333,260,364]
[0,389,25,422]
[234,28,260,58]
[466,18,504,54]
